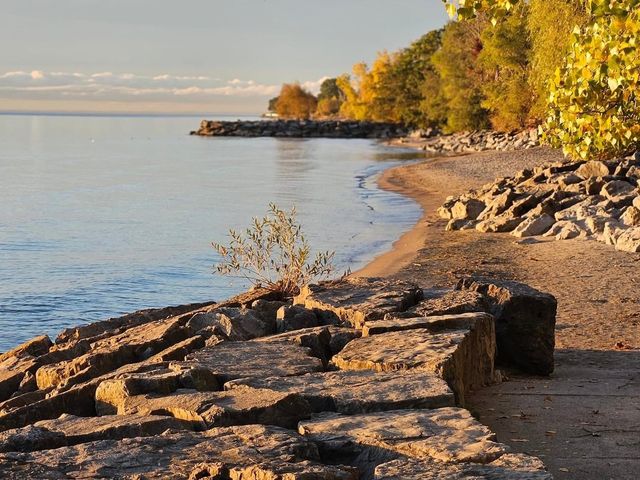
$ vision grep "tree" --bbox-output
[527,0,588,119]
[432,19,490,132]
[316,78,344,117]
[267,96,279,113]
[544,8,640,159]
[275,83,318,120]
[477,3,534,130]
[442,0,640,159]
[376,30,444,127]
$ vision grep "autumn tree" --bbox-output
[275,83,318,120]
[442,0,640,159]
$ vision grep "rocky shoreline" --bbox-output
[0,276,556,479]
[191,119,411,139]
[391,129,540,154]
[439,154,640,252]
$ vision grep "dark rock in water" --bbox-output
[457,278,557,375]
[192,119,410,139]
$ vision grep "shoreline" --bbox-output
[353,159,435,278]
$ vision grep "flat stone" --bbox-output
[0,363,170,432]
[180,340,324,384]
[120,388,311,429]
[478,190,515,220]
[332,321,495,406]
[54,301,214,346]
[226,370,454,414]
[295,278,423,329]
[404,290,486,318]
[0,425,356,479]
[35,315,190,390]
[374,454,552,479]
[458,278,556,375]
[250,299,287,329]
[361,312,492,337]
[576,160,610,178]
[0,414,195,453]
[0,336,52,364]
[299,408,508,465]
[95,365,220,415]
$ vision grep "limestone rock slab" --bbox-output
[35,315,190,390]
[403,289,486,318]
[179,340,324,384]
[0,413,194,453]
[361,312,492,337]
[299,408,508,465]
[332,321,495,406]
[226,370,454,414]
[295,278,423,329]
[374,454,552,479]
[120,388,311,429]
[0,425,357,479]
[458,278,556,375]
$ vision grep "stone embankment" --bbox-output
[191,120,410,139]
[0,277,556,478]
[439,153,640,252]
[394,129,540,154]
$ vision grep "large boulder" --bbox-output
[457,278,556,375]
[332,314,495,406]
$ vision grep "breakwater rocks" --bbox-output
[0,277,556,478]
[192,119,411,139]
[396,129,540,154]
[439,154,640,253]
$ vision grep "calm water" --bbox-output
[0,114,422,351]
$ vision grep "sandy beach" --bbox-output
[357,146,640,480]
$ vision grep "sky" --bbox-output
[0,1,448,115]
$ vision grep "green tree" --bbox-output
[275,83,318,120]
[432,19,490,132]
[377,30,444,127]
[477,3,534,130]
[527,0,588,119]
[316,78,344,117]
[267,96,279,113]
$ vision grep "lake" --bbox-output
[0,114,422,351]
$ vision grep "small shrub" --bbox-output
[212,203,335,297]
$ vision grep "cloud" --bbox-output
[0,69,291,104]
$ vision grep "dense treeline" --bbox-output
[269,1,586,133]
[270,0,638,160]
